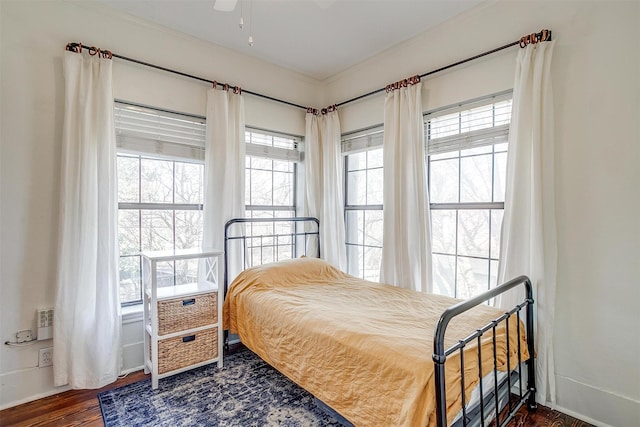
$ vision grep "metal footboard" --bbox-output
[433,276,536,427]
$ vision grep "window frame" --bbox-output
[426,91,512,299]
[115,101,302,305]
[342,126,384,281]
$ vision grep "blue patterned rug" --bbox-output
[98,350,349,426]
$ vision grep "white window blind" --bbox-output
[341,126,384,154]
[425,92,512,155]
[245,128,301,162]
[114,103,206,161]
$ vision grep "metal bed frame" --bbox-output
[223,216,536,427]
[433,275,536,427]
[223,216,320,300]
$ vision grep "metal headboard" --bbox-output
[223,216,320,299]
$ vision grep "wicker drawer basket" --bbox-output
[156,327,218,374]
[157,292,217,336]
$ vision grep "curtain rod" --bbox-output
[336,29,551,108]
[65,29,550,112]
[65,42,308,110]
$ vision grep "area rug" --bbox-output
[98,349,348,426]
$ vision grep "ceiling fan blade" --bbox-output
[213,0,237,12]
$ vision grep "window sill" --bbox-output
[122,304,144,324]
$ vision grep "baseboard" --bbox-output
[555,374,640,427]
[0,366,70,411]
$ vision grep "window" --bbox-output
[115,103,206,305]
[427,93,512,299]
[343,127,384,281]
[244,129,301,265]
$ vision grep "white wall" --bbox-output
[2,0,639,425]
[326,1,640,426]
[0,0,320,408]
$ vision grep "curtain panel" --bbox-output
[305,111,347,270]
[380,82,433,292]
[202,89,245,280]
[497,41,557,406]
[54,51,121,389]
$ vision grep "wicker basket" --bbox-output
[156,327,218,374]
[157,293,217,336]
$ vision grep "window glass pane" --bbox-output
[118,210,140,256]
[460,154,492,203]
[363,210,383,248]
[273,171,293,206]
[345,210,364,245]
[493,151,507,202]
[346,244,363,278]
[250,169,273,205]
[431,210,456,254]
[141,210,174,252]
[490,209,503,259]
[119,255,141,304]
[490,260,499,289]
[430,158,459,203]
[117,156,139,203]
[433,254,455,298]
[347,170,367,205]
[458,210,490,258]
[457,257,489,299]
[175,210,203,250]
[273,159,293,172]
[494,143,508,153]
[140,158,173,203]
[363,246,381,282]
[174,162,203,204]
[367,148,383,168]
[175,259,198,285]
[156,261,175,288]
[347,151,366,171]
[366,168,383,205]
[250,156,272,170]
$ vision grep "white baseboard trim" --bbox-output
[555,374,640,427]
[553,404,615,427]
[0,384,71,411]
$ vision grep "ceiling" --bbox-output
[98,0,483,81]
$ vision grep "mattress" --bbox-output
[223,257,529,427]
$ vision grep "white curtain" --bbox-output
[497,41,557,406]
[305,111,347,270]
[54,51,121,389]
[202,88,245,280]
[380,82,432,292]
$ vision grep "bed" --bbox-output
[222,217,536,427]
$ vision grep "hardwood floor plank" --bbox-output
[0,352,591,427]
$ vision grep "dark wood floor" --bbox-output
[0,346,592,427]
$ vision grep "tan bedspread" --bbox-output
[224,257,529,427]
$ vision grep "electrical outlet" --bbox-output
[39,347,53,367]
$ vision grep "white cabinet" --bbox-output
[142,249,223,389]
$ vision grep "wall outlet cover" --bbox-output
[39,347,53,367]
